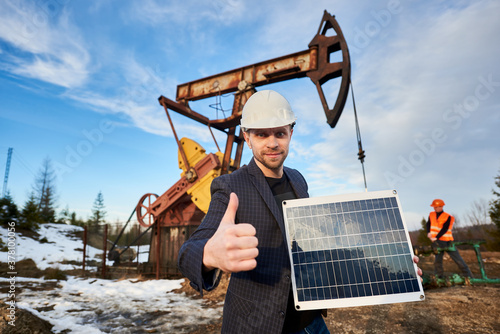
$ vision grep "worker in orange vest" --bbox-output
[426,199,473,278]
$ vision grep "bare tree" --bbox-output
[463,198,491,227]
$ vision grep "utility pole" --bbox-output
[2,147,13,198]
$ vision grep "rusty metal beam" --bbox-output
[176,49,316,102]
[159,96,210,125]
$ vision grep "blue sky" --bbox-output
[1,0,499,231]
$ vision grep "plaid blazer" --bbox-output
[178,158,309,333]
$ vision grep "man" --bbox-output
[178,90,421,333]
[426,199,472,278]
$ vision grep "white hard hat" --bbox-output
[240,90,297,130]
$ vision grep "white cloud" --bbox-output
[126,0,246,26]
[66,88,214,142]
[0,1,90,88]
[66,90,170,137]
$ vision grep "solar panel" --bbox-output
[282,190,425,311]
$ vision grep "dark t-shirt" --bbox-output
[265,174,321,333]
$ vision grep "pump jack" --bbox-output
[110,11,352,278]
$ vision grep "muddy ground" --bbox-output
[180,249,500,334]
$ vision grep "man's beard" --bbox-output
[255,150,288,172]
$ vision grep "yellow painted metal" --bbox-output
[178,138,232,213]
[178,137,207,172]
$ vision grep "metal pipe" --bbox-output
[421,240,500,286]
[207,124,221,152]
[109,207,136,253]
[83,226,87,275]
[472,242,488,279]
[102,224,107,278]
[164,105,191,174]
[117,223,154,257]
[156,221,161,280]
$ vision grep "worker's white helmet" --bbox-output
[240,90,297,130]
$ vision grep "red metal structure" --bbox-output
[136,11,352,278]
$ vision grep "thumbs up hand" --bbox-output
[203,193,259,273]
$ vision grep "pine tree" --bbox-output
[19,192,42,230]
[490,169,500,229]
[33,158,57,223]
[0,192,19,226]
[89,191,106,225]
[489,169,500,249]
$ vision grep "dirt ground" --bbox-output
[179,249,500,334]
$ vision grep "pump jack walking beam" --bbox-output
[161,10,350,129]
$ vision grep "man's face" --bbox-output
[434,206,444,213]
[243,125,293,177]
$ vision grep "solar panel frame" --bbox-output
[282,189,425,311]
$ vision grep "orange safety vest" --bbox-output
[429,211,454,241]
